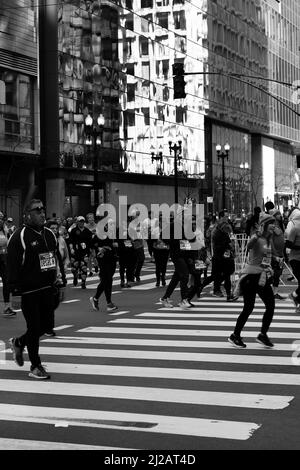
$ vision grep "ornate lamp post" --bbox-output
[169,140,182,204]
[151,149,164,176]
[216,142,230,210]
[84,113,105,213]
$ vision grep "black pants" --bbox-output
[212,256,234,295]
[18,287,55,368]
[95,259,116,303]
[153,248,169,283]
[0,255,9,303]
[234,274,275,336]
[119,248,135,283]
[290,259,300,302]
[164,256,190,300]
[134,247,145,279]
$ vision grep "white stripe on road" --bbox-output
[53,325,73,331]
[161,307,297,314]
[41,335,295,351]
[141,312,300,321]
[2,360,300,385]
[108,318,300,329]
[0,404,260,440]
[0,438,130,450]
[108,311,130,316]
[6,346,297,366]
[78,326,300,339]
[0,379,292,409]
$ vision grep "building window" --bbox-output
[127,83,135,101]
[140,37,149,56]
[141,14,152,32]
[0,69,34,150]
[173,11,186,30]
[125,16,134,31]
[142,107,150,125]
[157,12,169,29]
[157,0,169,5]
[141,0,153,8]
[126,63,135,75]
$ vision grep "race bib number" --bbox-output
[180,240,192,250]
[39,252,57,271]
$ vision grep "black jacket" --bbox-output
[7,225,58,294]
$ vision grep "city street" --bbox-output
[1,260,300,451]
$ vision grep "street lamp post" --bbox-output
[84,113,105,213]
[151,150,164,176]
[169,140,182,204]
[216,143,230,211]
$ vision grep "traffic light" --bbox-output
[172,62,186,99]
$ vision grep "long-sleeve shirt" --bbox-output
[7,225,58,294]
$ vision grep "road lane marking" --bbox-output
[77,326,300,339]
[4,346,297,366]
[108,318,300,329]
[0,438,130,450]
[40,335,295,351]
[141,312,300,320]
[0,379,292,409]
[2,360,300,385]
[0,404,260,440]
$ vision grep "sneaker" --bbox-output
[107,302,118,312]
[289,292,298,307]
[296,305,300,314]
[188,300,195,307]
[212,291,224,297]
[161,297,173,308]
[178,299,191,310]
[228,333,246,348]
[89,296,99,311]
[274,293,287,300]
[120,282,125,288]
[44,330,56,337]
[155,282,160,287]
[73,276,78,287]
[135,277,141,282]
[9,337,24,366]
[125,283,131,288]
[227,295,239,302]
[3,307,17,317]
[256,333,274,348]
[28,364,50,380]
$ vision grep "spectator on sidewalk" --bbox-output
[0,217,17,317]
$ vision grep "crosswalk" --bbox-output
[0,291,300,449]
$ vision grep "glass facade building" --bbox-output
[0,0,300,217]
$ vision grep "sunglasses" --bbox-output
[29,206,45,214]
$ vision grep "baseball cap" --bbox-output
[77,216,85,222]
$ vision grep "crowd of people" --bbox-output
[2,198,300,380]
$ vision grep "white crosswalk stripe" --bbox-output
[0,293,299,448]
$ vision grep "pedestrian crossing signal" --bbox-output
[172,63,186,99]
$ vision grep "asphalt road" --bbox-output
[0,260,300,454]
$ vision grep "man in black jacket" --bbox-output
[7,199,58,379]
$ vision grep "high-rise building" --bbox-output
[1,0,299,218]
